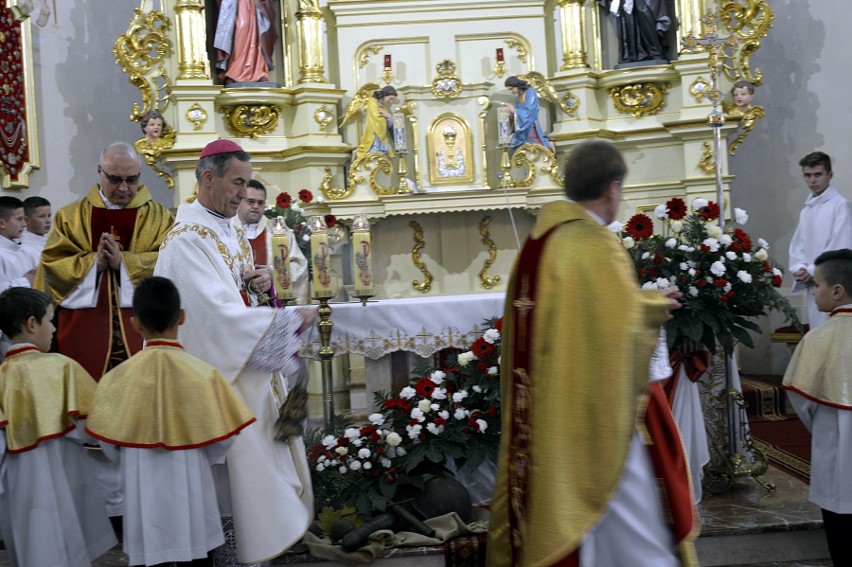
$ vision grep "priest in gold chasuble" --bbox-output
[34,142,173,380]
[487,141,698,567]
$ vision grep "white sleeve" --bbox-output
[60,264,100,308]
[786,390,818,432]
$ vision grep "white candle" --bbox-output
[352,231,373,297]
[393,110,407,152]
[498,105,511,146]
[271,220,294,302]
[310,230,334,298]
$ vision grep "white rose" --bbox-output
[737,270,753,283]
[386,432,402,447]
[670,220,684,233]
[734,207,749,225]
[710,261,726,277]
[368,413,385,425]
[665,238,677,248]
[457,352,473,367]
[654,204,668,219]
[623,236,636,250]
[418,399,432,413]
[335,446,348,456]
[754,248,769,261]
[706,224,723,238]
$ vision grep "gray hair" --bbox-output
[99,142,142,168]
[195,151,252,181]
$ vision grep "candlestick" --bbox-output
[309,215,334,298]
[351,215,374,303]
[496,48,504,63]
[393,109,407,152]
[497,105,511,146]
[271,217,294,303]
[495,47,506,79]
[382,53,393,84]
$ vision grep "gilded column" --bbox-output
[296,0,328,83]
[676,0,706,45]
[174,0,209,80]
[558,0,590,70]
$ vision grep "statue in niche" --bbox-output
[213,0,280,86]
[598,0,671,66]
[502,76,553,153]
[436,127,467,178]
[134,110,176,187]
[724,80,764,155]
[340,84,399,159]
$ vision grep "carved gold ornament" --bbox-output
[409,221,433,293]
[478,216,500,289]
[510,144,563,188]
[348,153,395,196]
[186,103,207,130]
[689,77,712,103]
[505,38,528,64]
[520,71,579,117]
[698,141,715,175]
[431,60,463,99]
[609,82,670,117]
[313,105,333,130]
[319,167,351,200]
[728,104,765,155]
[357,44,384,69]
[220,104,281,139]
[562,91,580,117]
[720,0,774,85]
[114,8,172,122]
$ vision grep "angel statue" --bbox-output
[502,75,554,153]
[340,84,399,159]
[134,110,176,187]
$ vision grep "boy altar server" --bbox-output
[782,248,852,565]
[0,287,117,566]
[87,276,255,566]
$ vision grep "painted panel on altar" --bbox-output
[428,113,474,185]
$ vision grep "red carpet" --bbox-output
[742,374,811,482]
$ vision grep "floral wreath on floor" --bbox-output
[305,317,503,522]
[611,197,800,354]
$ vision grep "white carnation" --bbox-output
[710,261,727,277]
[476,419,488,433]
[426,423,445,435]
[483,328,500,344]
[642,281,658,290]
[758,238,769,249]
[772,268,782,277]
[431,387,447,400]
[452,390,469,403]
[488,366,498,375]
[339,466,348,474]
[399,386,416,400]
[726,251,737,260]
[692,198,709,210]
[472,385,483,393]
[734,207,749,225]
[349,460,362,471]
[358,448,371,459]
[743,253,752,262]
[654,204,668,219]
[429,370,446,384]
[322,435,337,449]
[454,408,467,420]
[703,238,720,252]
[344,428,360,441]
[608,221,624,233]
[665,238,677,248]
[368,413,385,425]
[688,286,699,297]
[719,234,733,246]
[737,270,753,283]
[363,461,372,470]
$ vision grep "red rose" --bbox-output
[487,406,498,416]
[720,294,729,303]
[652,254,665,265]
[666,197,687,220]
[698,202,721,221]
[625,213,655,240]
[298,189,313,203]
[772,275,783,287]
[637,268,645,278]
[696,279,707,288]
[434,417,446,426]
[414,377,436,398]
[324,214,337,228]
[714,279,729,287]
[383,398,412,413]
[733,228,752,251]
[763,261,772,272]
[494,318,503,333]
[276,192,292,208]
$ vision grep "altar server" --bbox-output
[783,248,852,565]
[87,276,255,566]
[0,287,116,567]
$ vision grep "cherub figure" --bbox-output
[134,110,176,187]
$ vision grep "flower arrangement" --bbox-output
[265,188,337,266]
[306,317,503,516]
[613,198,800,354]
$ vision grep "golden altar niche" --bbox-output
[113,0,772,300]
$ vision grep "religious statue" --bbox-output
[598,0,671,66]
[213,0,280,85]
[726,80,755,115]
[501,76,552,152]
[724,80,765,155]
[134,110,176,188]
[340,84,399,159]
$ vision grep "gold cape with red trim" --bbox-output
[0,346,96,453]
[33,184,174,303]
[486,201,683,567]
[782,310,852,409]
[86,340,255,449]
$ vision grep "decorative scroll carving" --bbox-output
[431,60,462,99]
[689,77,712,103]
[520,71,579,117]
[609,82,670,117]
[220,104,281,139]
[320,167,351,200]
[720,0,774,85]
[698,141,715,175]
[357,44,384,69]
[186,103,207,130]
[348,153,395,196]
[505,37,528,64]
[728,105,765,155]
[113,8,172,122]
[510,144,563,188]
[314,105,333,130]
[409,221,433,293]
[478,216,501,289]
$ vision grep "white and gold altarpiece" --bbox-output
[112,0,773,409]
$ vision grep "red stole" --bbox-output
[248,230,268,265]
[55,207,143,379]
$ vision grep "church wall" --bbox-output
[2,1,174,209]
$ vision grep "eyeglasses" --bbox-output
[99,166,140,186]
[244,198,266,207]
